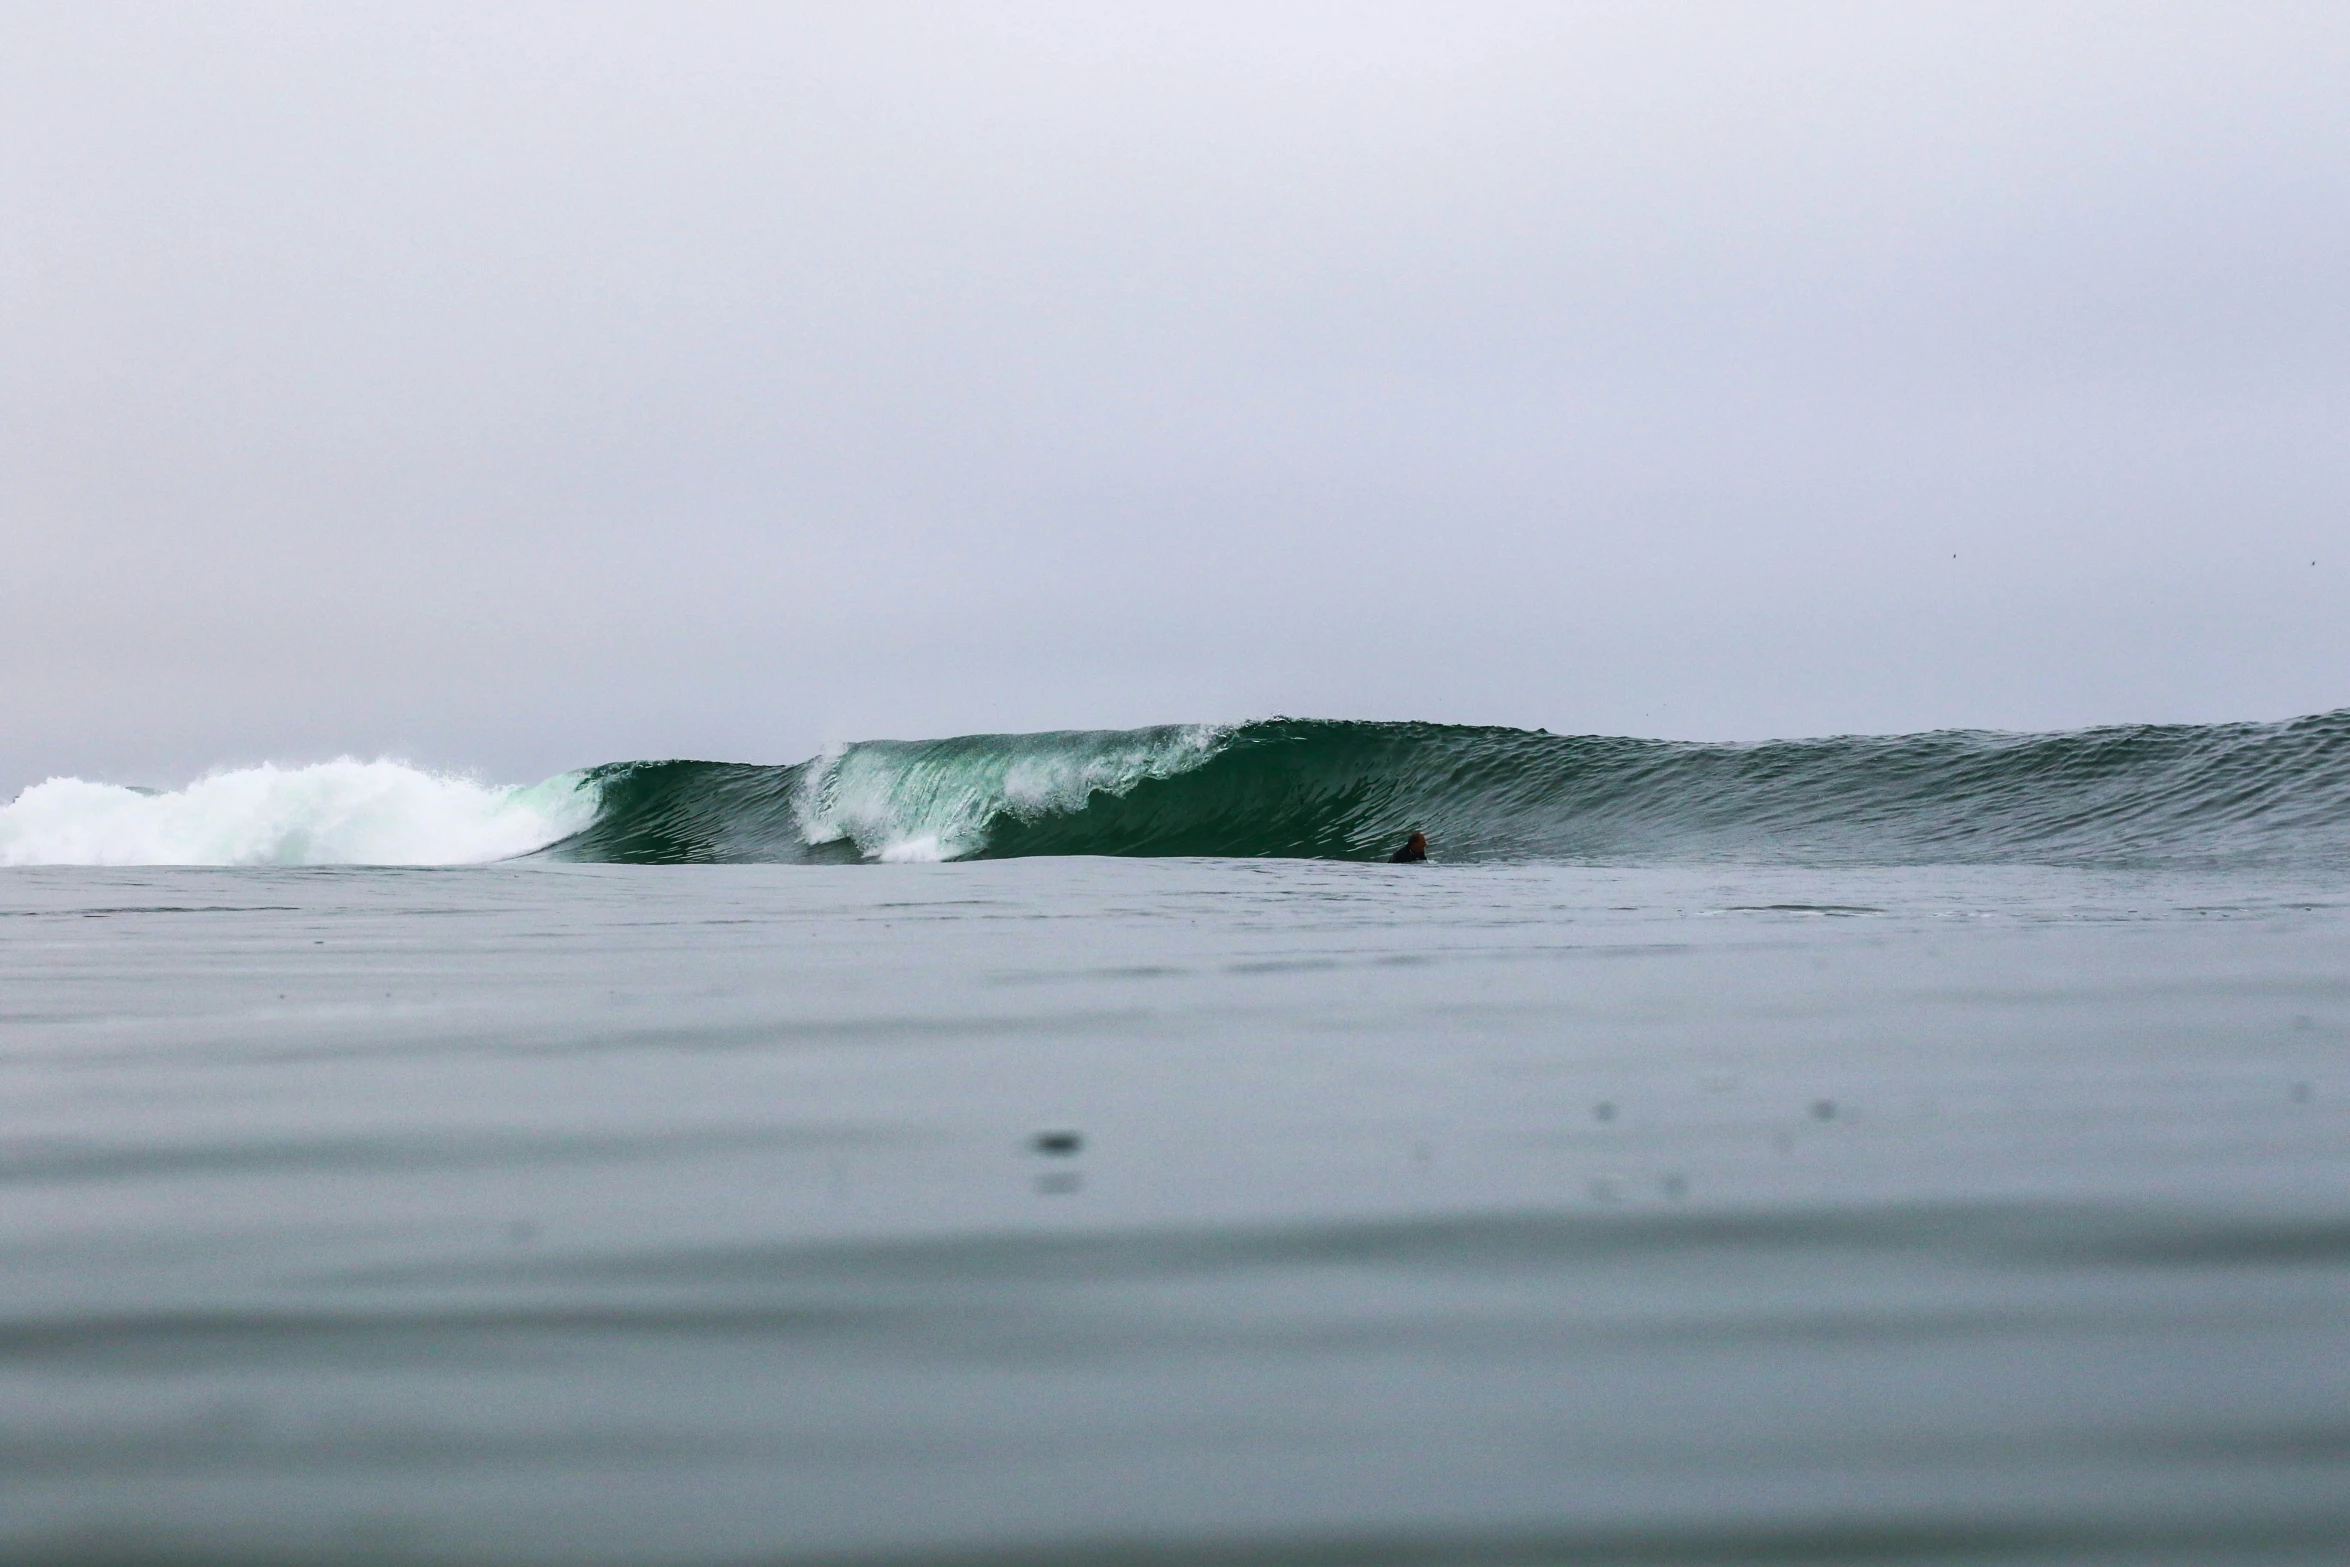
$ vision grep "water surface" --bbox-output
[4,858,2345,1564]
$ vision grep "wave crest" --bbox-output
[793,725,1225,862]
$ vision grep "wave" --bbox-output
[9,712,2348,868]
[552,710,2350,868]
[0,760,597,868]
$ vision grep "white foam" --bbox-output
[0,760,599,867]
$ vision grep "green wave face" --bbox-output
[542,710,2350,866]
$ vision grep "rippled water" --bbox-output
[3,860,2347,1564]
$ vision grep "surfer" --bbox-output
[1389,831,1428,864]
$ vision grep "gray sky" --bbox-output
[4,2,2346,788]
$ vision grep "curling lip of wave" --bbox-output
[550,709,2350,868]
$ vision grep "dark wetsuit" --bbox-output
[1389,832,1428,863]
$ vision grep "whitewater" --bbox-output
[0,759,598,868]
[8,709,2349,868]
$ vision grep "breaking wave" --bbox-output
[553,710,2350,868]
[9,711,2348,868]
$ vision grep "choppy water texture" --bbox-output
[4,854,2347,1565]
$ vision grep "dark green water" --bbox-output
[3,858,2345,1564]
[554,712,2350,866]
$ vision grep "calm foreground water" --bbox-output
[3,858,2346,1565]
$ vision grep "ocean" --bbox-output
[2,715,2347,1565]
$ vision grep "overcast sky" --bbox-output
[4,2,2345,788]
